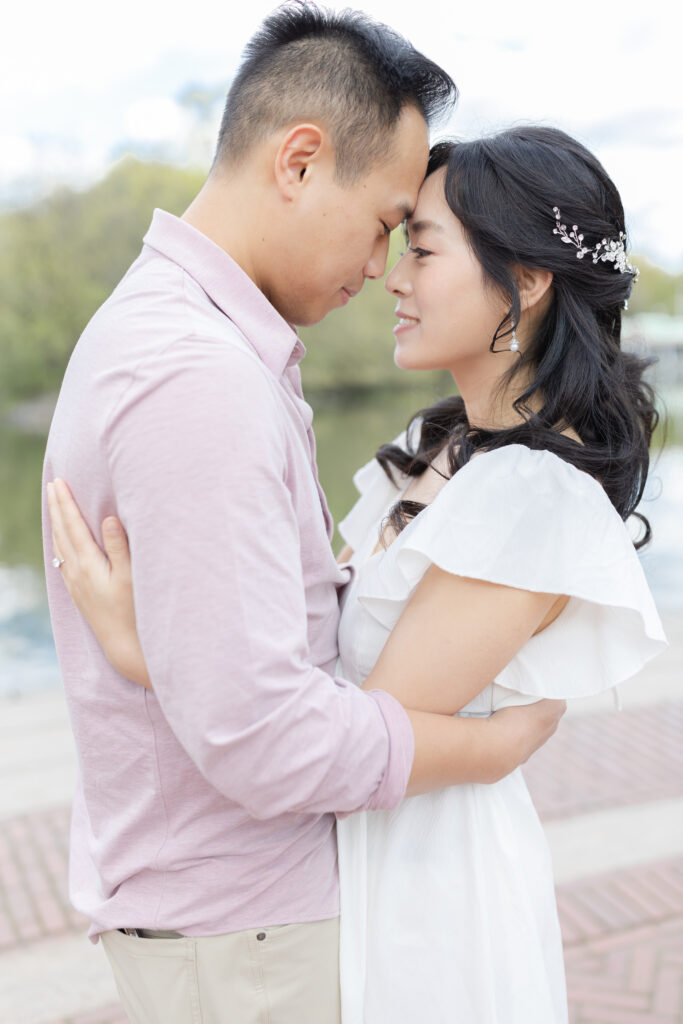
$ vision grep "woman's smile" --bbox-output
[393,309,421,335]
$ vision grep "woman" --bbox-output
[47,126,667,1021]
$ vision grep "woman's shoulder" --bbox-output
[394,440,644,608]
[417,442,622,553]
[448,442,609,507]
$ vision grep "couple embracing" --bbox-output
[43,4,667,1023]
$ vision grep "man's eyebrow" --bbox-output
[406,218,445,234]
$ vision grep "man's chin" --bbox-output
[291,300,341,329]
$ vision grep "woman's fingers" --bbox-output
[46,481,76,564]
[50,530,64,564]
[101,517,131,573]
[53,479,99,552]
[47,479,109,575]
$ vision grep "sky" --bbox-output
[2,0,682,270]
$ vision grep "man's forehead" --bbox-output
[366,137,427,216]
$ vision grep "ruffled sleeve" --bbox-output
[355,444,667,701]
[338,427,412,552]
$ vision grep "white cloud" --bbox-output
[124,97,189,144]
[0,135,34,177]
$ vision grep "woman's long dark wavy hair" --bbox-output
[377,125,659,548]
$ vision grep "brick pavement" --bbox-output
[565,919,683,1024]
[523,700,683,820]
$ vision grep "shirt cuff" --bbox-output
[363,689,415,812]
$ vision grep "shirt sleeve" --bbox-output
[105,334,414,820]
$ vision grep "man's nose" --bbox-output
[363,234,391,280]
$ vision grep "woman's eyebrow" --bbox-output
[407,218,445,234]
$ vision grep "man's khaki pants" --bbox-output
[101,916,341,1024]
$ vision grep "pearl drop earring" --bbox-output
[510,318,519,353]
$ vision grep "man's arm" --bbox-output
[403,700,565,794]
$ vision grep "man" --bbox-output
[43,5,565,1022]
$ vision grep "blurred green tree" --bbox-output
[628,257,683,316]
[0,159,204,403]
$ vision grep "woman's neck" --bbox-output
[453,360,536,432]
[454,364,584,446]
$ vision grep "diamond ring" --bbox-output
[52,557,65,569]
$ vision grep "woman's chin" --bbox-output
[394,340,418,370]
[393,346,437,373]
[393,349,414,371]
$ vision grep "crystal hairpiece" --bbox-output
[552,207,639,280]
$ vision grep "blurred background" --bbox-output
[0,1,682,1021]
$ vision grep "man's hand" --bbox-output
[487,699,567,782]
[404,698,566,795]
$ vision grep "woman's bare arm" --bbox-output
[353,562,567,791]
[361,563,566,715]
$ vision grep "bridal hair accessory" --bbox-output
[52,557,65,569]
[552,207,639,280]
[509,318,519,353]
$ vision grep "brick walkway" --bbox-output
[561,859,683,1023]
[566,919,683,1024]
[0,807,82,951]
[523,701,683,820]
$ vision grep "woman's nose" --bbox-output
[385,256,411,296]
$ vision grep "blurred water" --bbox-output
[0,565,61,695]
[1,389,681,697]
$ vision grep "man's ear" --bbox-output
[274,123,326,200]
[516,264,554,314]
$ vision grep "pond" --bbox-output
[1,385,681,697]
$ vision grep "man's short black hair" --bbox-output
[214,2,457,182]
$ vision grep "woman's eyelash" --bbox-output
[407,246,432,259]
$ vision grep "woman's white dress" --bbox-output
[335,439,667,1024]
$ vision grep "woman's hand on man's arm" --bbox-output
[46,479,152,690]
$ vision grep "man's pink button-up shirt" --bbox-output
[42,209,415,941]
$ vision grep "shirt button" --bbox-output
[256,932,266,941]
